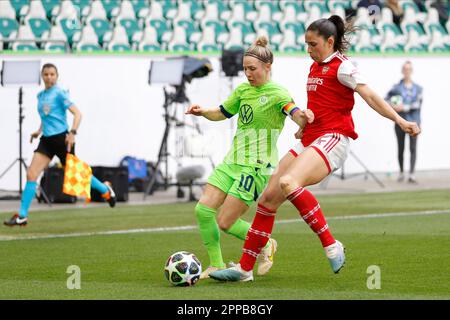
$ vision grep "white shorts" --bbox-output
[289,133,350,174]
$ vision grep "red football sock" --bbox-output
[239,204,276,272]
[287,187,335,247]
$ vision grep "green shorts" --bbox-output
[207,162,270,206]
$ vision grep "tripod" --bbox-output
[143,85,188,198]
[0,87,51,204]
[143,83,214,199]
[320,149,385,189]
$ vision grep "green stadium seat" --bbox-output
[280,0,306,14]
[208,0,230,20]
[401,1,420,13]
[156,0,178,19]
[383,45,404,53]
[256,21,282,44]
[148,19,172,43]
[77,43,102,52]
[59,18,82,46]
[118,18,141,43]
[203,20,228,42]
[41,0,60,20]
[176,19,200,43]
[0,17,19,38]
[44,42,68,52]
[233,0,256,16]
[9,0,29,20]
[283,22,305,37]
[109,44,132,52]
[426,23,448,36]
[382,23,403,36]
[89,18,112,45]
[326,0,352,11]
[130,0,150,18]
[404,23,426,36]
[197,43,221,52]
[183,0,204,20]
[430,46,449,53]
[27,18,51,39]
[407,45,428,53]
[101,0,121,20]
[169,43,192,52]
[72,0,92,18]
[304,0,330,15]
[12,42,39,51]
[281,45,304,53]
[227,44,245,51]
[255,1,283,21]
[139,43,163,52]
[230,21,254,38]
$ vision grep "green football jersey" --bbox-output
[221,81,295,169]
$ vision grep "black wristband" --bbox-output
[70,129,77,135]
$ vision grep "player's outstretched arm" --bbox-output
[355,84,421,137]
[292,109,314,139]
[185,105,226,121]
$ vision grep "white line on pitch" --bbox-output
[0,209,449,242]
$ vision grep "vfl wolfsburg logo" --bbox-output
[259,96,268,105]
[239,104,254,124]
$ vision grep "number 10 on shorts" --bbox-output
[239,174,254,192]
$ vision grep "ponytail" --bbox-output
[307,15,354,53]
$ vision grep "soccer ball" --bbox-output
[390,95,403,106]
[164,251,202,287]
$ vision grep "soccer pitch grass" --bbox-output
[0,189,449,300]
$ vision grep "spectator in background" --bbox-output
[357,0,382,10]
[413,0,427,12]
[356,0,383,23]
[385,0,404,27]
[431,0,449,27]
[386,61,423,184]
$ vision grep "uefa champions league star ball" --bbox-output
[164,251,202,286]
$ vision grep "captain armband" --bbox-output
[282,102,300,119]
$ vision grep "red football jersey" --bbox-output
[302,51,365,147]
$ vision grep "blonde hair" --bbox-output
[244,36,273,64]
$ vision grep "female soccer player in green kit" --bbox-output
[185,36,314,279]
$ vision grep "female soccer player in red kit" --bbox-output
[210,15,421,282]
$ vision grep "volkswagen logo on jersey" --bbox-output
[259,96,268,105]
[239,104,254,124]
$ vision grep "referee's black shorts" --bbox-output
[35,131,75,166]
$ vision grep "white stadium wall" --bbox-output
[0,54,448,190]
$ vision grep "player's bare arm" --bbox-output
[355,84,421,137]
[292,109,314,139]
[185,105,226,121]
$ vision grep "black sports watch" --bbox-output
[70,129,77,135]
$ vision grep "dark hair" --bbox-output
[244,35,274,64]
[307,15,354,53]
[41,63,58,74]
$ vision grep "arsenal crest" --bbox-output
[322,66,329,74]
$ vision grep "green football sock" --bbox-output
[224,218,251,241]
[225,218,270,249]
[195,203,226,268]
